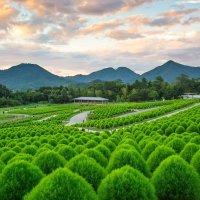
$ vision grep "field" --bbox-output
[0,99,200,199]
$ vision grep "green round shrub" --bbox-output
[165,127,174,136]
[180,143,199,163]
[74,145,86,153]
[142,141,159,160]
[190,136,200,145]
[8,153,33,164]
[147,145,176,172]
[83,149,108,168]
[1,150,17,164]
[167,138,185,153]
[33,150,66,174]
[101,140,116,152]
[22,145,37,155]
[151,155,200,200]
[0,161,44,200]
[175,126,185,134]
[107,148,149,176]
[191,150,200,175]
[187,124,199,133]
[24,168,97,200]
[48,139,57,147]
[12,146,22,153]
[0,160,5,173]
[67,154,106,190]
[95,145,111,159]
[120,139,141,152]
[57,146,77,161]
[85,140,98,148]
[98,165,156,200]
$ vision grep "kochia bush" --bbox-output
[142,141,159,160]
[0,161,44,200]
[57,145,77,161]
[191,150,200,175]
[98,166,156,200]
[67,154,106,190]
[1,150,17,164]
[151,156,200,200]
[24,168,97,200]
[180,143,199,163]
[107,148,149,176]
[33,150,66,174]
[147,145,176,173]
[83,149,108,168]
[166,138,185,153]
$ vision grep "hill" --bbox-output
[0,63,69,90]
[141,60,200,82]
[0,61,200,90]
[69,67,139,83]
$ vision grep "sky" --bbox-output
[0,0,200,76]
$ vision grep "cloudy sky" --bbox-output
[0,0,200,76]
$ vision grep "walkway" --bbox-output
[77,102,200,133]
[65,111,90,126]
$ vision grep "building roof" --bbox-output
[73,97,108,101]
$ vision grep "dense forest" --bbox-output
[0,75,200,107]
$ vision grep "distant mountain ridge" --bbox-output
[0,63,69,90]
[141,60,200,82]
[0,60,200,90]
[69,67,139,83]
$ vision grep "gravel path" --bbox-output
[37,115,58,122]
[77,102,200,133]
[114,106,160,118]
[65,111,90,126]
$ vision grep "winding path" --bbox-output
[76,102,200,133]
[65,111,90,126]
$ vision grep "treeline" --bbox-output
[0,75,200,106]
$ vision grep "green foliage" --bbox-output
[67,154,106,190]
[57,145,77,161]
[0,160,5,173]
[167,138,185,153]
[24,168,97,200]
[191,150,200,175]
[22,145,37,155]
[107,148,149,176]
[187,124,199,133]
[8,153,33,164]
[165,127,174,136]
[142,141,159,160]
[147,145,176,172]
[152,156,200,200]
[0,161,44,200]
[180,143,199,163]
[33,150,66,174]
[94,145,111,159]
[1,150,17,164]
[98,166,157,200]
[83,149,108,168]
[175,126,185,134]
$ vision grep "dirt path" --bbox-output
[77,102,200,133]
[65,111,90,126]
[113,106,161,118]
[37,115,58,122]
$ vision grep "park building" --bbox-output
[182,93,200,99]
[73,97,109,105]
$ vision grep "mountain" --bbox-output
[0,64,139,90]
[69,67,139,83]
[141,60,200,82]
[0,61,200,90]
[0,63,70,90]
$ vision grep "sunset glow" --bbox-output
[0,0,200,75]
